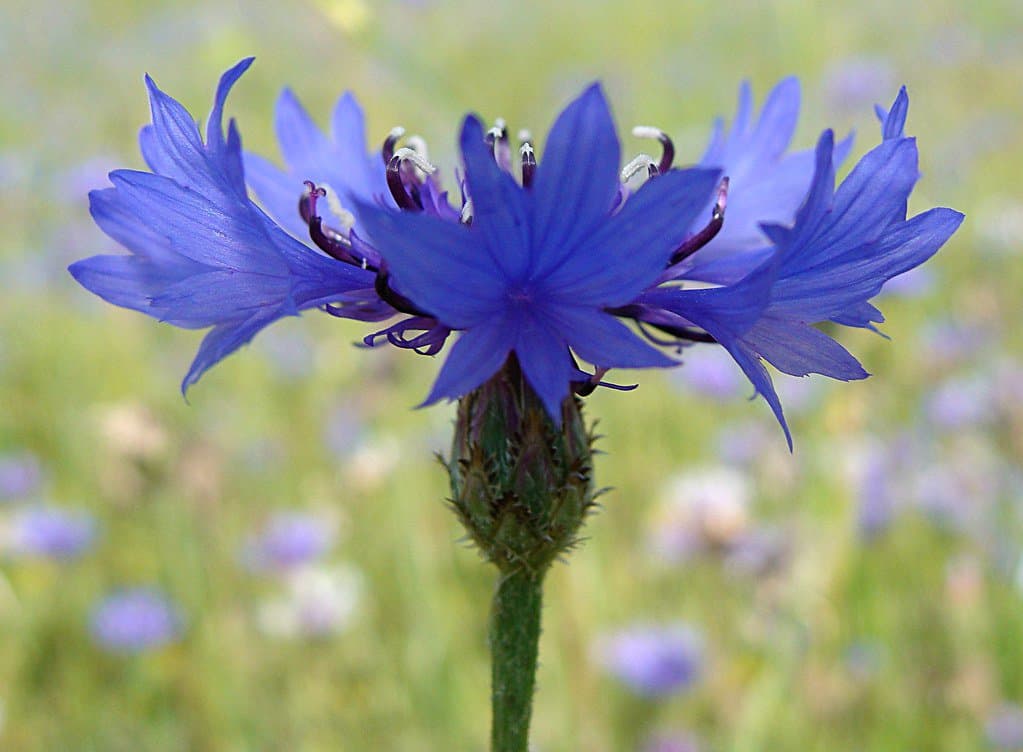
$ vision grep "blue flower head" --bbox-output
[71,61,962,446]
[355,85,719,418]
[70,59,386,393]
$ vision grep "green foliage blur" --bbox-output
[2,0,1022,749]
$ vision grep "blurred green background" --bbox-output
[2,0,1022,749]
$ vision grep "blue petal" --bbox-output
[182,310,283,393]
[695,78,846,258]
[69,254,198,323]
[531,83,620,265]
[459,115,532,280]
[514,321,576,422]
[684,246,773,286]
[741,316,869,380]
[877,86,909,140]
[330,92,384,202]
[545,306,676,368]
[423,317,516,405]
[771,208,964,324]
[353,204,507,328]
[274,88,332,176]
[149,270,293,328]
[642,259,773,342]
[719,340,792,450]
[142,74,207,189]
[542,167,721,306]
[73,62,381,391]
[246,89,391,236]
[207,58,255,157]
[107,170,288,274]
[242,151,311,239]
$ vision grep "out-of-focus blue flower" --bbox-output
[241,512,337,572]
[724,526,789,577]
[848,436,914,540]
[322,400,366,460]
[923,375,994,429]
[671,346,744,399]
[715,420,773,466]
[0,451,43,501]
[254,320,317,382]
[90,589,183,654]
[69,59,388,393]
[595,623,704,697]
[879,264,935,298]
[917,319,990,369]
[822,57,897,114]
[986,704,1023,750]
[855,449,897,539]
[644,732,703,752]
[6,506,96,560]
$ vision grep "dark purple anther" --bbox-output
[668,177,729,266]
[486,119,511,170]
[632,126,676,174]
[374,262,430,317]
[520,142,536,188]
[300,181,374,269]
[386,154,423,211]
[299,180,325,225]
[309,216,362,266]
[381,126,405,165]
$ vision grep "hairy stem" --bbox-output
[490,566,545,752]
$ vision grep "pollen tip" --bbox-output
[631,125,662,139]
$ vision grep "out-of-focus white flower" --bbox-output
[648,467,752,561]
[257,564,362,639]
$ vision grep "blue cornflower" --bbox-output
[0,451,43,502]
[637,88,963,444]
[595,623,704,697]
[70,60,962,444]
[69,59,391,393]
[89,588,183,654]
[242,86,392,241]
[686,77,852,274]
[355,85,719,418]
[240,511,337,573]
[6,505,97,560]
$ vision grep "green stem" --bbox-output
[490,566,545,752]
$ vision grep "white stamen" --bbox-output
[460,198,474,224]
[387,126,406,141]
[317,183,356,231]
[631,125,666,141]
[393,147,436,175]
[517,129,532,143]
[406,135,429,161]
[620,154,657,183]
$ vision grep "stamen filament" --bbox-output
[520,142,536,188]
[620,154,658,183]
[381,126,406,165]
[668,177,730,266]
[631,125,676,173]
[374,263,431,317]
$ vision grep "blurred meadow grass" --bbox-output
[2,0,1023,749]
